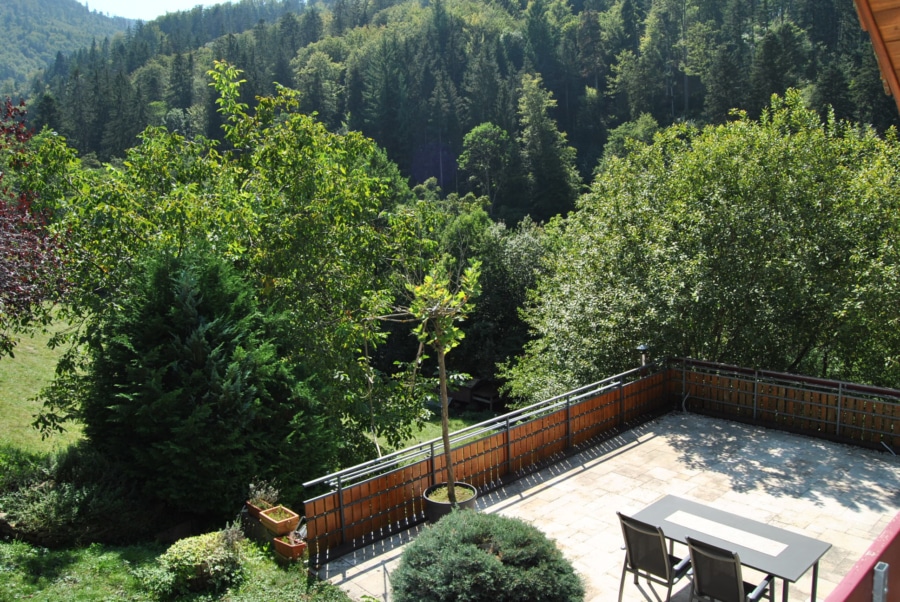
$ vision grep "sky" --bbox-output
[79,0,231,22]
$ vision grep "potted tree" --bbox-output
[380,259,482,522]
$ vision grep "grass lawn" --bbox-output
[368,404,501,456]
[0,323,82,453]
[403,406,500,446]
[0,537,351,601]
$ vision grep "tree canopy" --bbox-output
[16,0,897,222]
[503,91,900,402]
[0,98,70,358]
[35,65,423,503]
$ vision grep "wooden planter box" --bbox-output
[273,536,307,560]
[245,500,270,519]
[259,505,300,535]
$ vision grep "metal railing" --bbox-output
[301,364,669,564]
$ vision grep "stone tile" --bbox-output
[318,412,900,601]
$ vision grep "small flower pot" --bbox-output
[259,505,300,535]
[273,535,307,560]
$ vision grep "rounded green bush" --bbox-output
[142,525,246,598]
[391,510,584,602]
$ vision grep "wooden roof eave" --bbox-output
[854,0,900,114]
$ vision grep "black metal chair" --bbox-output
[617,511,691,602]
[686,536,774,602]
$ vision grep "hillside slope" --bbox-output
[0,0,129,93]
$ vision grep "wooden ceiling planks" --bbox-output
[854,0,900,113]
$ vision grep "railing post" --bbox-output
[753,370,759,421]
[618,380,625,429]
[566,395,573,449]
[337,474,347,545]
[836,382,843,438]
[505,416,512,476]
[429,441,436,487]
[873,561,889,602]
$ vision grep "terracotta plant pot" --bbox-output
[245,500,268,519]
[273,535,307,560]
[259,505,300,535]
[423,482,478,523]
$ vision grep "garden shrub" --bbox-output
[0,443,168,546]
[77,250,337,517]
[391,510,584,602]
[138,523,246,598]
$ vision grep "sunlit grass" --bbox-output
[0,322,82,453]
[402,407,500,446]
[0,538,351,601]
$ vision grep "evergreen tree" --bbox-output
[100,70,139,160]
[80,250,335,516]
[167,52,194,111]
[749,22,811,114]
[30,92,62,133]
[299,7,323,47]
[516,74,580,222]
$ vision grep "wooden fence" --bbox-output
[673,358,900,450]
[302,367,670,565]
[301,359,900,566]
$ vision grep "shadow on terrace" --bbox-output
[305,359,900,601]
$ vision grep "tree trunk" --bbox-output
[438,345,457,504]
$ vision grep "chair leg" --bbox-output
[618,563,628,602]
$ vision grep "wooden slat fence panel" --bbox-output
[675,359,900,451]
[304,492,342,563]
[571,389,618,445]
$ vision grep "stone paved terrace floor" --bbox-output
[317,412,900,601]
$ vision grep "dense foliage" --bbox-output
[18,0,896,222]
[391,510,584,602]
[77,250,334,516]
[0,98,69,359]
[503,91,900,401]
[33,66,427,504]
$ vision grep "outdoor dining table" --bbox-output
[632,494,832,602]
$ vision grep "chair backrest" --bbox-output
[686,536,745,602]
[617,512,673,580]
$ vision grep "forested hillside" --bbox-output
[23,0,900,222]
[4,3,900,539]
[0,0,129,94]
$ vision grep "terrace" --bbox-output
[303,360,900,601]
